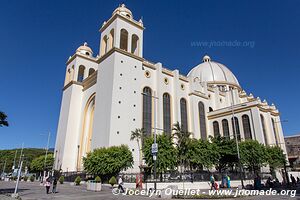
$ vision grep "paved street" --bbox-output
[0,181,299,200]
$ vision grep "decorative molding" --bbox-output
[82,71,97,91]
[100,13,144,33]
[62,81,83,91]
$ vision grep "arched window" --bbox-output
[231,117,241,141]
[78,94,95,170]
[209,107,213,112]
[65,68,71,85]
[131,34,139,56]
[101,35,108,55]
[88,68,95,76]
[198,101,207,140]
[163,93,171,135]
[242,115,252,140]
[120,29,128,51]
[271,118,279,146]
[213,121,220,137]
[222,119,230,138]
[260,114,268,145]
[142,87,152,136]
[180,98,188,132]
[109,29,114,49]
[77,65,85,82]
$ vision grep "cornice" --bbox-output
[100,13,144,33]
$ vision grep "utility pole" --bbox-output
[12,144,24,198]
[43,132,51,178]
[12,150,17,171]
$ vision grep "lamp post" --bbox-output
[141,91,159,191]
[77,145,80,172]
[40,132,51,178]
[219,86,246,188]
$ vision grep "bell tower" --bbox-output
[99,4,144,58]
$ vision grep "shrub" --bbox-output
[109,176,117,187]
[13,176,17,181]
[83,145,133,180]
[30,175,35,182]
[95,176,101,183]
[74,176,81,186]
[59,176,64,184]
[23,176,28,182]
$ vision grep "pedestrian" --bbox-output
[290,174,296,186]
[118,175,125,193]
[52,177,58,193]
[297,177,300,184]
[210,174,215,190]
[227,175,231,188]
[45,177,51,194]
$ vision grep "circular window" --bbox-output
[180,84,185,90]
[145,70,151,78]
[164,77,169,85]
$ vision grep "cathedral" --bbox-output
[54,4,286,172]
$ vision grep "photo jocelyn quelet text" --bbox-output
[113,188,297,198]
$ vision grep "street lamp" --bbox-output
[218,86,246,188]
[141,92,159,191]
[40,132,51,178]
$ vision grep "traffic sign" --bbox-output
[151,143,158,154]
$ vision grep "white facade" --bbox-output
[54,4,287,172]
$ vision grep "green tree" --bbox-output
[83,145,133,180]
[0,111,9,127]
[239,140,267,173]
[172,122,192,168]
[0,148,50,173]
[186,138,219,171]
[210,136,238,172]
[266,145,286,173]
[109,176,117,187]
[130,128,145,169]
[143,134,177,173]
[30,154,54,172]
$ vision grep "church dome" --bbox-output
[113,4,133,19]
[76,42,93,57]
[187,55,240,87]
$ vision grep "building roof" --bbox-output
[187,55,240,87]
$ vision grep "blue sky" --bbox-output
[0,0,299,149]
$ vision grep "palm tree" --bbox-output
[0,111,8,127]
[172,122,192,175]
[130,128,145,169]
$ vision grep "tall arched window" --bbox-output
[213,121,220,137]
[180,98,188,132]
[163,93,171,135]
[271,118,279,146]
[231,117,241,141]
[142,87,152,136]
[120,29,128,51]
[222,119,230,138]
[198,101,207,140]
[101,35,108,55]
[131,34,139,56]
[260,114,268,145]
[242,115,252,140]
[88,68,95,76]
[109,29,114,49]
[78,94,95,170]
[77,65,85,82]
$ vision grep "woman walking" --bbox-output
[45,177,51,194]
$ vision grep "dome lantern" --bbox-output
[113,4,133,19]
[76,42,93,57]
